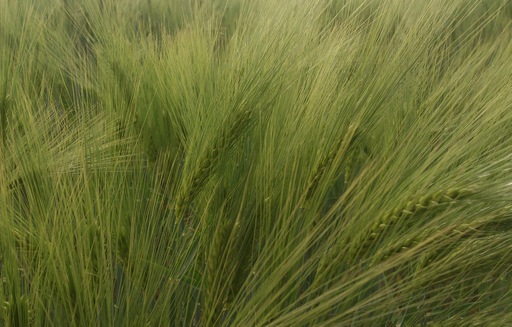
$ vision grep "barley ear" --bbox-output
[174,109,254,223]
[353,187,475,261]
[416,222,480,269]
[303,124,358,208]
[370,235,420,266]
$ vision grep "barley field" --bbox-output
[1,0,512,326]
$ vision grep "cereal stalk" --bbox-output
[205,216,236,324]
[3,295,31,327]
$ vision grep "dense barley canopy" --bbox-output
[1,0,512,325]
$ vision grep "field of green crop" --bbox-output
[1,0,512,325]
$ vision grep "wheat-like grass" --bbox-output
[0,86,8,149]
[415,222,487,271]
[115,225,130,264]
[371,221,481,267]
[344,150,356,184]
[2,0,512,325]
[355,188,475,255]
[303,124,358,209]
[3,295,31,327]
[174,109,253,222]
[314,187,476,282]
[205,213,237,325]
[110,60,135,108]
[312,242,347,289]
[132,112,158,162]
